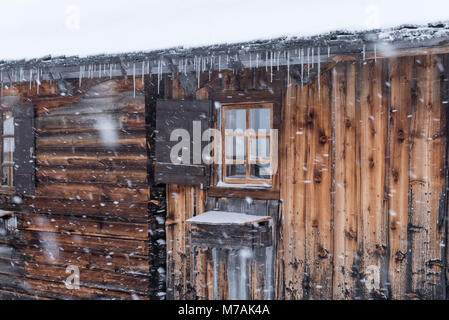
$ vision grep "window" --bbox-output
[222,103,273,185]
[0,109,14,191]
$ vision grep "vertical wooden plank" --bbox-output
[184,186,195,299]
[217,249,230,300]
[249,247,267,299]
[387,56,413,299]
[357,59,389,299]
[192,86,217,300]
[282,81,306,299]
[408,55,446,299]
[332,62,359,299]
[168,184,186,299]
[303,72,333,299]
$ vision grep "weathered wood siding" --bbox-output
[166,53,449,300]
[164,68,285,300]
[0,77,164,299]
[281,54,448,300]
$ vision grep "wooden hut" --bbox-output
[1,22,449,300]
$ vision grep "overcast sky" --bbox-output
[2,0,449,60]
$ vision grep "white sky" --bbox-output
[2,0,449,60]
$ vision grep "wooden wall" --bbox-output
[0,49,447,300]
[165,53,449,300]
[163,67,286,300]
[281,54,448,300]
[0,76,164,299]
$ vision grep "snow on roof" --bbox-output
[2,20,449,70]
[1,20,449,83]
[186,211,271,226]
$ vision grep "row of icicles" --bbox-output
[0,44,378,98]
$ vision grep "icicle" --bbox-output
[249,53,252,69]
[307,48,310,79]
[36,67,40,95]
[328,46,330,58]
[374,44,377,62]
[276,51,281,71]
[363,44,366,60]
[300,48,304,87]
[265,51,268,72]
[79,65,83,87]
[157,60,161,94]
[142,61,145,84]
[311,47,314,67]
[270,51,273,83]
[256,53,259,69]
[110,64,113,79]
[218,56,221,72]
[287,51,290,87]
[133,63,136,98]
[29,69,32,89]
[318,47,321,100]
[197,56,201,88]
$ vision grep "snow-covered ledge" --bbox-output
[187,211,272,248]
[0,209,14,219]
[186,211,271,226]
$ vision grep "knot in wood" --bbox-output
[397,129,405,142]
[391,168,399,182]
[369,157,375,169]
[395,250,406,262]
[319,135,328,144]
[345,118,352,128]
[318,247,329,259]
[306,112,314,124]
[314,171,322,184]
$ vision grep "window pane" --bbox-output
[249,108,270,131]
[250,137,270,160]
[250,164,271,179]
[226,164,246,179]
[225,109,246,130]
[2,166,13,186]
[3,111,14,135]
[3,137,14,163]
[225,135,246,161]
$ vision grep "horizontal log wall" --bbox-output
[0,77,163,299]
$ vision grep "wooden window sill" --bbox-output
[0,210,14,219]
[206,186,279,200]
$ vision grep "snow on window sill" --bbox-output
[215,181,272,189]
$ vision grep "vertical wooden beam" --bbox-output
[332,61,359,299]
[304,72,333,299]
[282,80,306,299]
[387,57,413,299]
[146,73,167,299]
[408,55,446,299]
[357,59,390,299]
[193,86,215,300]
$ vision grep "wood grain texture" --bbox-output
[332,62,359,299]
